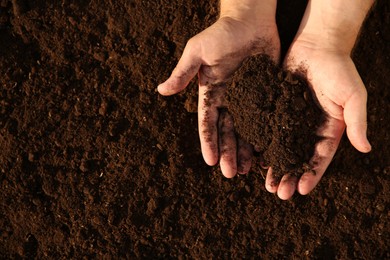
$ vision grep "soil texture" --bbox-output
[227,55,323,177]
[0,0,389,259]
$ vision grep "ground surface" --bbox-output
[0,0,389,258]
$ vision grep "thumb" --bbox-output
[344,89,371,153]
[158,40,202,96]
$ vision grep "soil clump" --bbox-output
[227,55,324,178]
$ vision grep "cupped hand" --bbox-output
[265,41,372,200]
[158,16,280,177]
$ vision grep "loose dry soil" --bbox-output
[227,55,324,178]
[0,0,389,259]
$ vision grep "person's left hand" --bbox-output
[265,39,372,200]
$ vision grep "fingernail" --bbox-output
[259,161,269,170]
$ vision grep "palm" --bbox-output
[158,17,280,177]
[195,17,280,85]
[265,43,371,199]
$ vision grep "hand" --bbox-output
[158,15,280,177]
[264,0,374,200]
[265,40,372,200]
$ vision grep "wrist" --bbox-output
[294,0,374,54]
[219,0,277,32]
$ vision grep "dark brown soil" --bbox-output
[0,0,389,259]
[227,55,323,178]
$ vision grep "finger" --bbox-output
[265,167,278,193]
[297,117,345,195]
[344,89,371,153]
[198,85,220,166]
[218,110,237,178]
[277,174,298,200]
[158,39,202,96]
[237,139,252,174]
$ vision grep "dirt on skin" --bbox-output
[0,0,389,259]
[227,55,324,178]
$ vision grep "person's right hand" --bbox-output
[158,14,280,178]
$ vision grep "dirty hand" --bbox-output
[265,0,373,200]
[158,1,280,177]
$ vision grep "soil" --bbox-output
[227,55,324,178]
[0,0,389,259]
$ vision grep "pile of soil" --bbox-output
[0,0,389,259]
[227,55,324,177]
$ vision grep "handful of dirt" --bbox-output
[226,55,324,180]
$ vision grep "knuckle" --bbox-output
[185,37,200,54]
